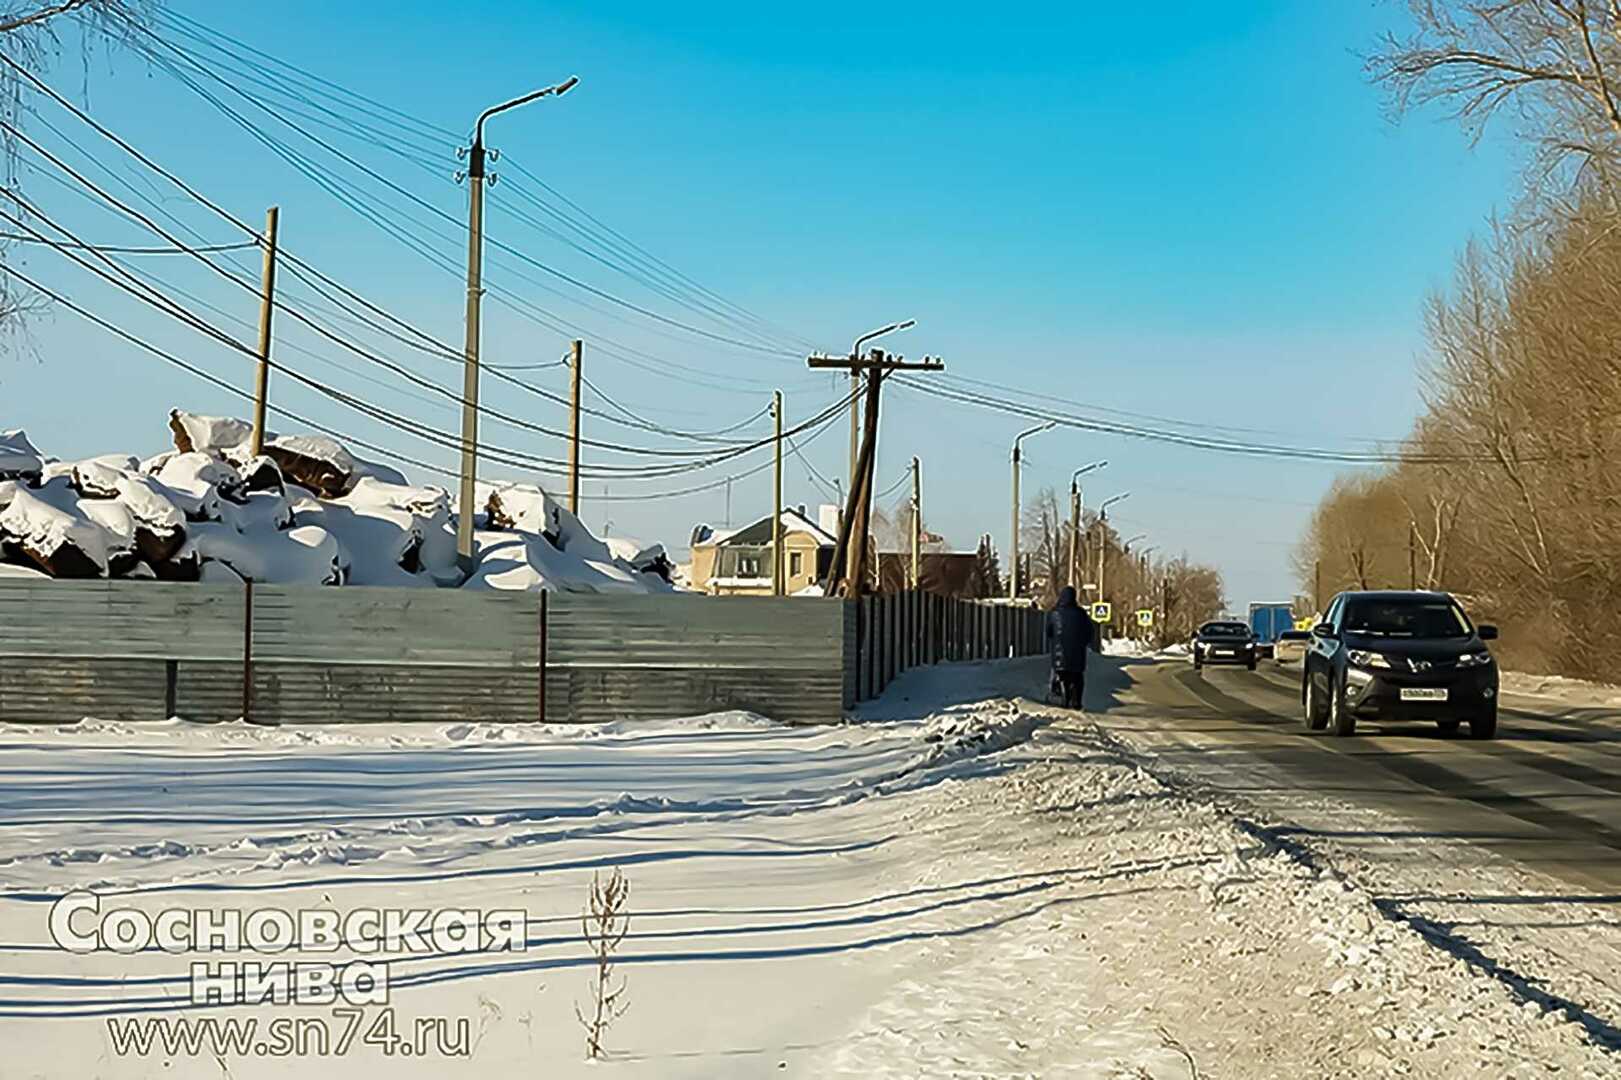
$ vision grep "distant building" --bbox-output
[875,546,998,598]
[688,506,837,596]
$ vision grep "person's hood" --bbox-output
[1056,586,1079,608]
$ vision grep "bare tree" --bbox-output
[576,867,631,1060]
[0,0,150,339]
[1368,1,1621,210]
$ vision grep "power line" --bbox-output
[0,130,791,467]
[1,188,855,482]
[786,433,840,501]
[156,7,815,352]
[7,55,809,399]
[6,59,819,470]
[0,232,254,254]
[111,19,808,361]
[899,377,1574,466]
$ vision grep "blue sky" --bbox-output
[2,1,1517,606]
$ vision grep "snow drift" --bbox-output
[0,411,673,593]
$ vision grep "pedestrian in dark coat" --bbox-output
[1047,585,1096,710]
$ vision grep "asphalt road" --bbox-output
[1088,656,1621,895]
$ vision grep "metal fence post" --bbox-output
[538,590,549,723]
[241,579,254,724]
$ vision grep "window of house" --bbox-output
[789,551,803,576]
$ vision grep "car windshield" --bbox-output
[1342,599,1471,638]
[1200,623,1250,638]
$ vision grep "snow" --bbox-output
[265,432,356,477]
[0,415,672,593]
[1499,670,1621,708]
[1101,636,1153,657]
[155,451,240,520]
[182,521,344,586]
[0,483,117,574]
[0,658,1608,1077]
[113,474,186,533]
[170,412,252,453]
[0,428,43,478]
[0,561,48,579]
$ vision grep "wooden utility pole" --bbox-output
[568,338,583,514]
[249,206,280,456]
[772,389,784,597]
[1313,559,1321,614]
[910,455,922,588]
[808,346,944,598]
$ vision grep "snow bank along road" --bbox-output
[0,658,1614,1077]
[1097,655,1621,1061]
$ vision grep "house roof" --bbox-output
[710,508,836,548]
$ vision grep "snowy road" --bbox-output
[1111,657,1621,892]
[1086,655,1621,1069]
[0,657,1617,1078]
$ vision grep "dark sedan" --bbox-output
[1193,621,1258,671]
[1302,590,1499,739]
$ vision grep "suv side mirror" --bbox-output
[1312,623,1336,638]
[1478,624,1499,641]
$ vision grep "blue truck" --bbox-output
[1248,602,1296,656]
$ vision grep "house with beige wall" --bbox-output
[688,508,836,596]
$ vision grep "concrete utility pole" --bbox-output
[568,338,583,514]
[249,206,280,457]
[910,455,922,589]
[456,75,578,573]
[1067,460,1107,589]
[1408,521,1417,590]
[1009,422,1056,600]
[1119,533,1147,626]
[1138,546,1157,643]
[809,343,943,598]
[772,390,784,597]
[1095,493,1131,625]
[1313,559,1322,614]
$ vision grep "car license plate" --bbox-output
[1215,650,1233,657]
[1401,688,1448,702]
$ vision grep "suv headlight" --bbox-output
[1457,651,1493,668]
[1346,649,1392,669]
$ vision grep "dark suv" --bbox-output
[1193,621,1258,671]
[1302,590,1499,739]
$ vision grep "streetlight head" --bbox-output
[553,76,580,96]
[897,319,916,331]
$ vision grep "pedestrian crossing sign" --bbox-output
[1136,609,1154,627]
[1092,602,1112,623]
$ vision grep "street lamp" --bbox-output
[455,75,579,574]
[848,319,915,487]
[1094,492,1131,614]
[1010,421,1056,600]
[1067,460,1107,589]
[1136,544,1158,641]
[842,319,914,587]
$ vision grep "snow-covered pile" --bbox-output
[0,412,672,592]
[1102,636,1153,657]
